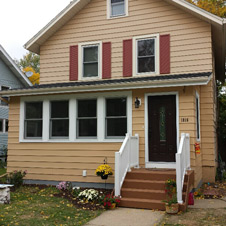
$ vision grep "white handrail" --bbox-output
[115,133,139,197]
[176,133,190,204]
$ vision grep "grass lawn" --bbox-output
[0,186,103,226]
[0,168,6,176]
[158,208,226,226]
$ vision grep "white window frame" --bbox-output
[78,41,102,81]
[19,91,132,143]
[107,0,128,19]
[196,91,201,141]
[133,34,160,77]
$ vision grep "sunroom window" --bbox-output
[106,97,127,138]
[83,45,99,78]
[111,0,125,17]
[50,101,69,138]
[24,102,43,138]
[77,99,97,138]
[137,38,155,73]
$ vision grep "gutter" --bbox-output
[0,75,212,97]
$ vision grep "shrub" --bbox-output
[56,181,72,191]
[72,186,81,197]
[7,170,27,187]
[78,189,99,202]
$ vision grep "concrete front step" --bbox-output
[119,197,165,210]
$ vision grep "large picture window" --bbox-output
[106,97,127,137]
[50,101,69,138]
[77,99,97,138]
[24,102,43,138]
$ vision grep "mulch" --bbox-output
[12,184,113,210]
[53,188,113,210]
[202,182,226,199]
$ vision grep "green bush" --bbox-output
[7,170,27,187]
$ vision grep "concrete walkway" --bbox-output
[189,198,226,209]
[85,208,164,226]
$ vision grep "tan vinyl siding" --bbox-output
[200,77,217,182]
[39,0,212,84]
[7,97,121,183]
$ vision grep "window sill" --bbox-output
[19,139,124,143]
[133,72,159,77]
[108,14,128,20]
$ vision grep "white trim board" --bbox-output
[144,92,179,168]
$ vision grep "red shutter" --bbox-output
[160,34,170,74]
[123,39,133,77]
[102,42,111,79]
[69,45,78,81]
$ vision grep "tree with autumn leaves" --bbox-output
[15,52,40,85]
[187,0,226,17]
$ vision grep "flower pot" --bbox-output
[109,203,116,210]
[101,175,108,180]
[165,203,179,214]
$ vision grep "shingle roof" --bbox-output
[11,71,212,91]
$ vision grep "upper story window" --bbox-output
[133,34,160,76]
[50,101,69,138]
[107,0,128,19]
[79,42,102,80]
[24,102,43,139]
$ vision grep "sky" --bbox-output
[0,0,72,60]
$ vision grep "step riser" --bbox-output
[121,190,166,200]
[126,173,176,181]
[123,181,165,190]
[119,200,165,211]
[121,190,186,201]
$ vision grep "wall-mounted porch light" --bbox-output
[135,97,141,108]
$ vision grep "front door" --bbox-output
[148,95,177,162]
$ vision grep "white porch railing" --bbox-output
[176,133,190,204]
[115,133,139,197]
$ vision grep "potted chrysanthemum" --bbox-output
[95,164,113,180]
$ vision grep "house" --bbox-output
[0,45,32,158]
[0,0,225,210]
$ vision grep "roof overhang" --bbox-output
[0,72,212,97]
[0,45,32,87]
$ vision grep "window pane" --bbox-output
[0,120,3,132]
[51,119,69,137]
[111,3,125,16]
[5,120,8,132]
[25,102,43,119]
[78,100,97,117]
[83,63,98,77]
[51,101,69,118]
[84,46,98,62]
[138,39,155,56]
[111,0,124,3]
[107,118,127,137]
[106,98,126,116]
[138,57,155,73]
[78,119,97,137]
[25,120,42,138]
